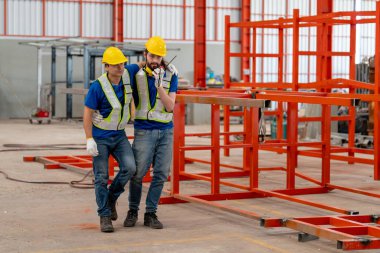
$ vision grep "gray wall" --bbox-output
[0,39,241,122]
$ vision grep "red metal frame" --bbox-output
[240,0,250,83]
[262,214,380,251]
[156,90,380,251]
[223,4,380,180]
[23,154,153,183]
[193,0,206,88]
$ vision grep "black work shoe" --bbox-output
[100,216,114,233]
[144,212,163,229]
[123,209,138,227]
[108,200,118,221]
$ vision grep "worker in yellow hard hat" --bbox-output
[83,46,136,233]
[122,36,179,229]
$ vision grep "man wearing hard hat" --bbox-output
[123,36,178,229]
[83,47,136,232]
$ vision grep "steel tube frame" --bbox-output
[223,5,380,180]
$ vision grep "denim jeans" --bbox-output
[93,133,136,217]
[129,128,173,213]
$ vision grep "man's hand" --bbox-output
[86,138,99,156]
[167,63,178,76]
[92,111,103,124]
[152,68,164,89]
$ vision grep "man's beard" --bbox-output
[147,62,160,70]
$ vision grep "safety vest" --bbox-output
[93,69,133,130]
[135,68,173,123]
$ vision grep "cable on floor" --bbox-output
[0,169,94,189]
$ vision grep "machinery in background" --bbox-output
[29,83,51,124]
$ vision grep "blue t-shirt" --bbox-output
[84,72,133,139]
[127,64,178,130]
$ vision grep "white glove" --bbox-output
[152,68,164,88]
[167,63,178,76]
[86,138,99,156]
[92,111,103,125]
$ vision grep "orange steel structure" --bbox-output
[157,90,380,250]
[158,4,380,251]
[262,214,380,251]
[223,4,380,181]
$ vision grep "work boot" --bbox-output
[123,209,138,227]
[144,212,163,229]
[100,216,114,233]
[108,200,118,221]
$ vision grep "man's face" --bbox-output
[105,63,124,77]
[145,52,163,70]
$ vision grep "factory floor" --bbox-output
[1,119,379,253]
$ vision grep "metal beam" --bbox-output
[241,0,251,82]
[194,0,206,88]
[113,0,124,42]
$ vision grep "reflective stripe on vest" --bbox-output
[135,68,173,123]
[93,69,132,130]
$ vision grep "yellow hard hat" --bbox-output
[102,47,128,65]
[145,36,167,57]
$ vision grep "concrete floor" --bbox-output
[1,120,379,253]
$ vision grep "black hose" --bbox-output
[0,143,94,188]
[0,169,94,189]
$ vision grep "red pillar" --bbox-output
[211,104,220,194]
[374,1,380,180]
[241,0,251,82]
[194,0,206,88]
[172,103,186,194]
[113,0,124,42]
[317,0,333,82]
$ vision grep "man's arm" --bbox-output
[83,106,94,139]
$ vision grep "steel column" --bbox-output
[321,105,331,184]
[211,104,220,194]
[51,47,56,117]
[42,0,46,37]
[374,1,380,180]
[113,0,124,42]
[224,15,231,156]
[3,0,6,35]
[241,0,251,82]
[194,0,206,88]
[66,46,73,119]
[172,103,185,194]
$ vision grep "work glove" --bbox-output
[86,138,99,156]
[92,111,103,125]
[167,63,178,76]
[152,68,164,89]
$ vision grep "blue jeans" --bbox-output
[93,133,136,217]
[129,128,173,213]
